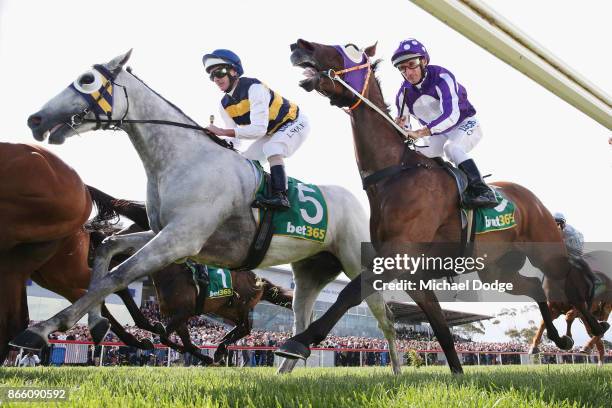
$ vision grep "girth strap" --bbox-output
[234,172,275,271]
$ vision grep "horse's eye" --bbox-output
[79,73,95,86]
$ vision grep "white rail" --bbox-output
[410,0,612,129]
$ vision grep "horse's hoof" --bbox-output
[9,329,48,350]
[90,318,110,345]
[579,347,591,354]
[213,349,227,364]
[275,339,310,360]
[153,322,166,337]
[528,346,540,355]
[139,338,155,350]
[557,335,574,350]
[197,355,214,366]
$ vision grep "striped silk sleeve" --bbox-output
[428,73,461,134]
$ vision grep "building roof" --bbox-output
[388,302,492,326]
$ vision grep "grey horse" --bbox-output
[16,50,401,374]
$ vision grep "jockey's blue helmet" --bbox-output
[202,49,244,76]
[391,39,430,67]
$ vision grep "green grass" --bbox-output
[0,365,610,407]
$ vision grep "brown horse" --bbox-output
[0,143,149,363]
[530,251,612,365]
[87,194,293,365]
[275,40,609,374]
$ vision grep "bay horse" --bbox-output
[16,50,402,374]
[274,39,609,374]
[530,251,612,365]
[0,143,150,363]
[90,195,293,365]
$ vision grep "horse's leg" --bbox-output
[481,259,574,350]
[595,338,605,367]
[0,272,29,364]
[158,315,190,355]
[565,308,577,338]
[276,270,375,361]
[407,286,463,374]
[214,311,252,364]
[36,278,153,351]
[565,271,609,338]
[175,323,213,365]
[333,240,402,375]
[277,255,338,374]
[10,225,206,350]
[87,231,156,344]
[101,304,155,350]
[115,288,166,337]
[528,319,548,354]
[28,230,157,352]
[528,240,608,338]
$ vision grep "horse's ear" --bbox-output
[107,49,133,73]
[364,42,377,57]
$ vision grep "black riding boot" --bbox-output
[254,165,290,210]
[458,159,498,209]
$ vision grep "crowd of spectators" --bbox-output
[35,301,611,359]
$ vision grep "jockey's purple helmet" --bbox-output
[391,39,429,67]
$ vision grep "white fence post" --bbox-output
[99,345,104,366]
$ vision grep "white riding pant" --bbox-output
[414,116,483,165]
[242,113,310,162]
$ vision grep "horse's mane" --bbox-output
[371,59,392,116]
[124,68,200,127]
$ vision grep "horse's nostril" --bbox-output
[27,115,42,128]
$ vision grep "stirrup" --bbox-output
[252,192,290,210]
[463,192,497,209]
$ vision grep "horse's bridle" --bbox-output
[65,65,235,150]
[319,46,414,144]
[323,61,372,112]
[69,64,128,131]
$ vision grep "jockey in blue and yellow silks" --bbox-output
[203,49,310,210]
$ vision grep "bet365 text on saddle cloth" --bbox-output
[257,176,328,243]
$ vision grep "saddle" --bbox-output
[431,157,475,258]
[185,260,210,315]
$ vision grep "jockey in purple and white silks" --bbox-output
[391,39,497,208]
[203,49,310,210]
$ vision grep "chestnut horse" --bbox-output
[0,143,149,363]
[87,194,293,365]
[276,40,609,374]
[530,251,612,365]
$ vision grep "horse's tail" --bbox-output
[260,278,293,309]
[86,185,150,230]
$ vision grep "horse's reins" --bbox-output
[66,65,235,151]
[320,48,440,190]
[320,58,415,143]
